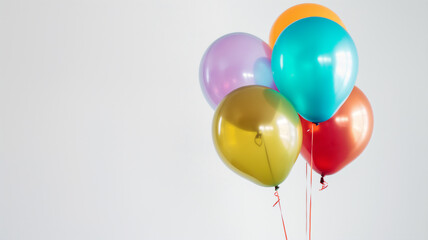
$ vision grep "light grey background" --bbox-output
[0,0,427,239]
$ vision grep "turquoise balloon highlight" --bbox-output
[272,17,358,123]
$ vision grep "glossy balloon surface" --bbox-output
[269,3,345,47]
[272,17,358,123]
[212,86,302,187]
[300,87,373,176]
[200,33,275,109]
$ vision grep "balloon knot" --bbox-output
[275,185,279,191]
[254,132,263,146]
[319,176,328,191]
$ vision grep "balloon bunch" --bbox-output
[200,3,373,188]
[199,3,373,237]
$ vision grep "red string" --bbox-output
[305,161,307,238]
[310,123,314,240]
[273,191,288,240]
[306,123,314,240]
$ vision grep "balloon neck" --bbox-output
[320,176,325,184]
[275,185,279,191]
[312,122,319,126]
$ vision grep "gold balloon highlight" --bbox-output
[212,86,302,187]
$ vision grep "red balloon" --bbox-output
[300,87,374,176]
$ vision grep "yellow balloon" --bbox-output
[212,86,302,187]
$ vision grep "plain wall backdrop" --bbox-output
[0,0,427,239]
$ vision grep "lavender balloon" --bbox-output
[199,33,276,109]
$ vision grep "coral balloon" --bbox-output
[300,87,374,176]
[200,33,275,109]
[269,3,345,47]
[212,86,302,187]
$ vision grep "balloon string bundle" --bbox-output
[273,190,288,240]
[306,123,315,240]
[305,162,313,240]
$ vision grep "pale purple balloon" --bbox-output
[199,33,276,109]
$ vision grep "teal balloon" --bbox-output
[272,17,358,123]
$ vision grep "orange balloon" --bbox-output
[269,3,346,47]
